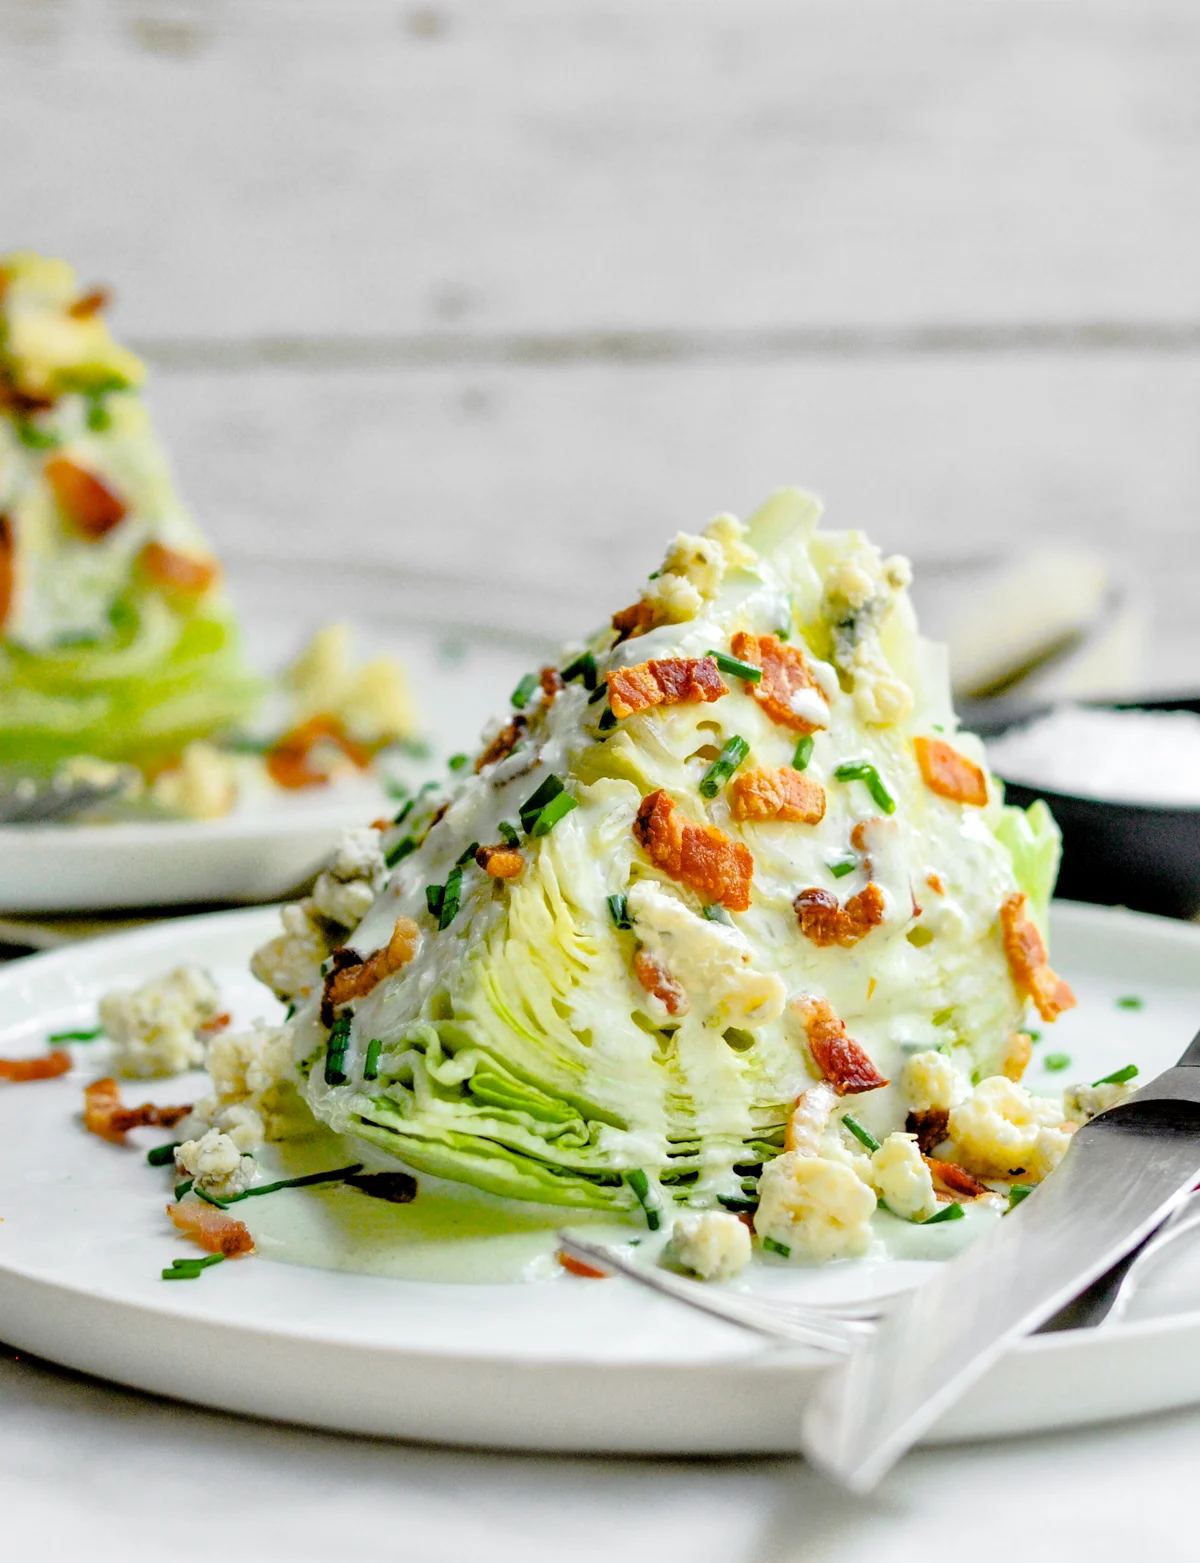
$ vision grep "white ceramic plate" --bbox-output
[0,630,535,915]
[1,900,1199,1455]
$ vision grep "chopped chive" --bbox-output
[519,774,565,832]
[448,753,469,771]
[425,882,445,919]
[701,903,733,925]
[15,418,58,450]
[932,724,945,734]
[625,1168,661,1230]
[1043,1051,1071,1072]
[561,651,598,690]
[511,673,539,710]
[385,836,418,869]
[528,792,578,837]
[1027,1030,1042,1043]
[791,735,814,771]
[161,1253,225,1281]
[86,396,112,432]
[325,1014,352,1086]
[1116,995,1144,1011]
[437,866,464,929]
[48,1027,103,1043]
[597,708,616,731]
[841,1114,881,1154]
[608,893,632,930]
[385,779,410,801]
[932,1008,953,1027]
[907,925,934,948]
[699,735,750,800]
[146,1143,180,1168]
[395,736,433,760]
[363,1039,384,1082]
[222,1163,365,1204]
[285,1002,297,1021]
[834,760,896,814]
[761,1235,791,1259]
[193,1186,230,1210]
[174,1178,194,1200]
[392,797,416,827]
[829,855,857,879]
[456,840,480,865]
[497,820,520,847]
[1094,1063,1138,1087]
[923,1201,965,1225]
[588,681,609,704]
[717,1195,759,1214]
[706,649,762,684]
[1006,1184,1034,1212]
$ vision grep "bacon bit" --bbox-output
[0,1049,73,1082]
[83,1077,192,1144]
[906,1108,950,1155]
[633,789,754,912]
[44,455,127,539]
[606,656,727,720]
[197,1011,231,1041]
[558,1250,609,1279]
[321,917,420,1022]
[793,995,888,1096]
[926,871,945,895]
[540,665,564,706]
[140,540,219,596]
[633,949,690,1017]
[168,1201,256,1257]
[1001,1030,1033,1082]
[0,515,13,633]
[729,767,826,824]
[475,844,525,879]
[913,736,988,808]
[611,600,659,643]
[266,715,372,790]
[475,716,527,773]
[729,632,826,734]
[0,376,55,416]
[68,287,111,319]
[370,817,391,832]
[999,892,1077,1022]
[925,1156,990,1200]
[794,882,887,948]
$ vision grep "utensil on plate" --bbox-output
[0,769,136,825]
[800,1026,1200,1491]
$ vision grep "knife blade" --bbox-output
[801,1030,1200,1491]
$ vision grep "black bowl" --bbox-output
[966,695,1200,922]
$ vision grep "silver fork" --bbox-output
[0,770,136,826]
[559,1190,1200,1354]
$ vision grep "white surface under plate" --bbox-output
[0,629,535,915]
[2,900,1200,1455]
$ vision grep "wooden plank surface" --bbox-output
[4,0,1200,338]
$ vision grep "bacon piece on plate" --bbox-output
[83,1077,192,1143]
[633,949,689,1017]
[729,632,827,734]
[906,1108,950,1155]
[44,456,127,539]
[610,600,659,643]
[167,1201,256,1257]
[633,789,753,911]
[730,767,826,824]
[558,1250,609,1278]
[475,844,525,879]
[1000,892,1077,1022]
[794,882,887,948]
[0,1049,73,1082]
[475,716,526,773]
[914,736,988,808]
[793,995,888,1096]
[0,515,13,632]
[322,917,420,1022]
[266,715,372,790]
[925,1156,990,1200]
[140,541,219,596]
[606,656,726,720]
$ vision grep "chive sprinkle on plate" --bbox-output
[1094,1063,1138,1087]
[1116,995,1144,1011]
[923,1201,965,1225]
[841,1113,881,1153]
[834,759,896,814]
[699,735,749,799]
[1043,1051,1071,1072]
[706,649,763,684]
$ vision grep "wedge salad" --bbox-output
[55,488,1127,1281]
[0,251,418,819]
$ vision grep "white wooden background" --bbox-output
[5,0,1200,676]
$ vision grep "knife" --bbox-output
[801,1028,1200,1491]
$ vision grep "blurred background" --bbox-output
[5,0,1199,699]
